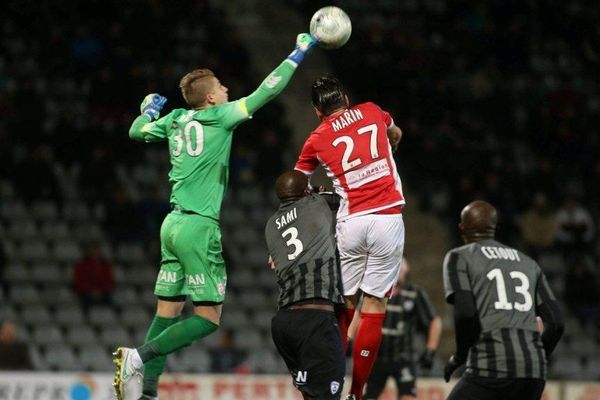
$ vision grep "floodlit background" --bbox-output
[0,0,599,398]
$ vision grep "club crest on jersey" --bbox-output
[330,381,340,394]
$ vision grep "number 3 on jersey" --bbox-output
[173,120,204,157]
[282,227,303,260]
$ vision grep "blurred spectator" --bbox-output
[555,197,595,259]
[0,320,33,370]
[210,329,246,373]
[564,259,599,326]
[520,193,556,259]
[72,242,115,311]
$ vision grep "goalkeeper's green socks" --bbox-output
[141,315,180,397]
[137,315,219,364]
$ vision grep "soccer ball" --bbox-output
[309,6,352,50]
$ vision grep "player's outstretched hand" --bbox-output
[140,93,167,121]
[419,349,436,369]
[443,354,465,382]
[287,33,318,65]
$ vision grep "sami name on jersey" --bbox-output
[295,102,405,221]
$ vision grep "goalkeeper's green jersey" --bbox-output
[129,60,297,220]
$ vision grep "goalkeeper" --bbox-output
[113,33,317,400]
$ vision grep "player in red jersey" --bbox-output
[295,76,405,400]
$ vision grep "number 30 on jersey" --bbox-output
[173,121,204,157]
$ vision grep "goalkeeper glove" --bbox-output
[140,93,167,121]
[287,33,318,65]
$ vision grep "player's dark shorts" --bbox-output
[364,360,416,399]
[271,307,345,399]
[447,376,545,400]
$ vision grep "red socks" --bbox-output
[336,307,356,352]
[350,312,385,399]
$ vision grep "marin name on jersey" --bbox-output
[275,207,298,230]
[331,108,364,132]
[480,246,521,262]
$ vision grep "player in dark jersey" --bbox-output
[443,200,564,400]
[265,170,346,400]
[364,258,442,400]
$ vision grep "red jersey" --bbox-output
[295,102,405,220]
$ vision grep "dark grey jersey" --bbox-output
[265,194,344,308]
[377,282,437,364]
[443,239,556,379]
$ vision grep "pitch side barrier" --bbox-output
[0,373,597,399]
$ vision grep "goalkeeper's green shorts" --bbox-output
[154,211,226,303]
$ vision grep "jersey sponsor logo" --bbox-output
[158,270,178,283]
[330,381,340,394]
[265,74,282,89]
[295,370,307,384]
[186,273,206,286]
[481,246,521,261]
[344,158,390,189]
[360,350,370,357]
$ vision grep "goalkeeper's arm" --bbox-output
[241,33,316,116]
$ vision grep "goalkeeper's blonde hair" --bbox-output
[180,69,215,108]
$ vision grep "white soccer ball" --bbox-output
[309,6,352,50]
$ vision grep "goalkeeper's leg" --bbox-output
[141,299,184,398]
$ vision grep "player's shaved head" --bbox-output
[180,68,216,109]
[276,170,309,203]
[459,200,498,243]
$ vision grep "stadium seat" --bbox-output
[245,247,270,269]
[4,262,30,283]
[62,202,90,222]
[120,305,152,328]
[9,283,40,305]
[19,241,49,262]
[246,348,285,373]
[582,358,600,380]
[88,306,118,327]
[220,309,250,330]
[21,304,53,325]
[99,325,132,347]
[116,243,146,263]
[40,285,77,307]
[201,328,224,350]
[238,289,271,309]
[32,324,64,346]
[44,344,80,371]
[0,200,28,221]
[167,346,211,373]
[55,304,86,327]
[28,345,47,370]
[79,344,114,371]
[30,262,63,284]
[113,286,139,308]
[252,309,275,331]
[31,200,59,221]
[233,330,264,351]
[51,239,82,263]
[40,221,70,240]
[72,223,104,242]
[550,355,584,378]
[66,325,98,346]
[8,219,38,240]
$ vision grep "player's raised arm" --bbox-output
[240,34,317,116]
[129,93,169,142]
